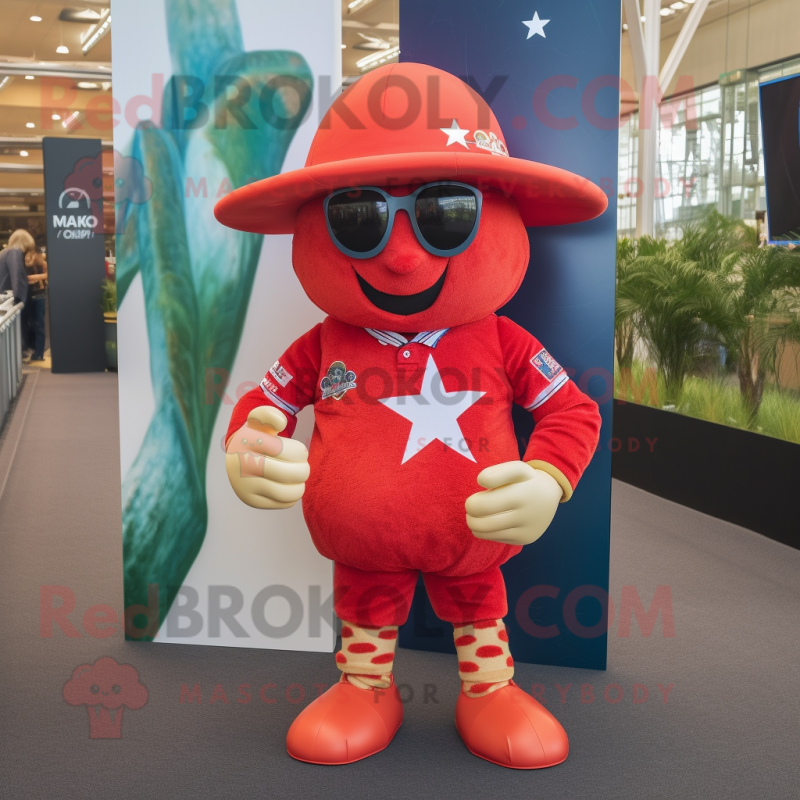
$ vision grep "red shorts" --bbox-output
[334,561,508,627]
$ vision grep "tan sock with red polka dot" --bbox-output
[336,621,398,691]
[454,619,514,698]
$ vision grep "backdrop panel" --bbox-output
[113,0,340,651]
[399,0,619,669]
[43,136,107,374]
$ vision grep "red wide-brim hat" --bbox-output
[214,62,608,235]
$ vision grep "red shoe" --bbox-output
[286,679,403,765]
[455,681,569,769]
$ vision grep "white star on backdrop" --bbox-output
[523,11,550,39]
[439,119,470,149]
[379,355,485,464]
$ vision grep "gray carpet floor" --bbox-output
[1,369,798,800]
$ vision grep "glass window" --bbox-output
[616,56,800,238]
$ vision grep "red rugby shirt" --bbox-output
[226,315,600,575]
[227,314,600,486]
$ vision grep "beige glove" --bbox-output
[225,406,310,509]
[465,461,564,546]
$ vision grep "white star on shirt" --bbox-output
[523,11,549,39]
[379,354,485,464]
[439,119,470,149]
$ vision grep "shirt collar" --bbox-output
[364,328,449,348]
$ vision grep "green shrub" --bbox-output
[615,359,800,444]
[101,278,117,315]
[617,211,800,424]
[756,388,800,444]
[676,376,749,429]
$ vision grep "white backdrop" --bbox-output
[112,0,340,651]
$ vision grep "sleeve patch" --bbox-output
[269,360,293,387]
[530,349,563,382]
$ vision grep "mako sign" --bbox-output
[52,187,99,239]
[43,137,107,372]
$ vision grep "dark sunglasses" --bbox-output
[324,181,483,259]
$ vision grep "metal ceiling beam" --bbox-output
[0,163,43,173]
[0,136,114,149]
[622,0,648,86]
[0,188,44,196]
[0,164,114,178]
[659,0,712,92]
[635,0,661,238]
[624,0,710,237]
[0,61,112,81]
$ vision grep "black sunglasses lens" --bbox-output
[415,186,478,251]
[327,190,388,253]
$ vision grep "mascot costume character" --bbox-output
[215,63,606,769]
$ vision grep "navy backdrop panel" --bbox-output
[43,137,106,373]
[399,0,619,669]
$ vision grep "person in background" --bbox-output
[0,230,35,359]
[0,229,33,307]
[25,249,48,362]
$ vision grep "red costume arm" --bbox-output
[497,316,601,500]
[225,324,322,445]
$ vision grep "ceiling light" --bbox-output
[60,8,101,23]
[671,2,687,8]
[62,110,84,131]
[51,113,61,121]
[660,7,675,15]
[347,0,375,11]
[640,15,646,21]
[20,151,29,157]
[77,81,99,89]
[26,122,35,128]
[622,23,629,30]
[341,43,347,49]
[30,15,42,22]
[356,45,400,71]
[82,9,111,56]
[354,32,394,51]
[56,45,69,54]
[25,75,34,80]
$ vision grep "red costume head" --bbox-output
[215,62,607,330]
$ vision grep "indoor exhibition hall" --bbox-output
[0,1,797,798]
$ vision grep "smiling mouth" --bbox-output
[354,266,448,316]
